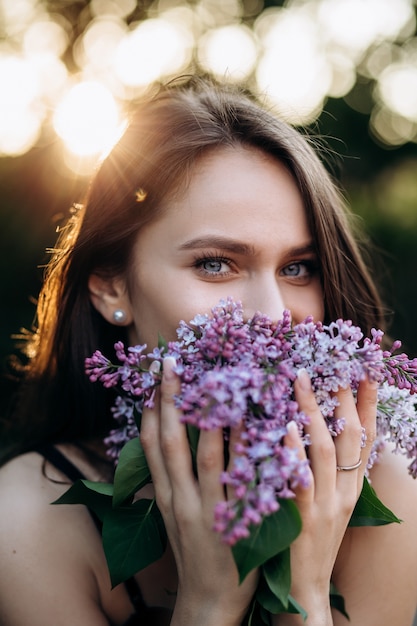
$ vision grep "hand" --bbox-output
[140,357,258,626]
[274,370,377,625]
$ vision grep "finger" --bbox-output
[197,428,226,514]
[330,381,377,498]
[223,422,247,501]
[284,420,313,502]
[332,386,363,473]
[294,369,336,496]
[139,360,164,479]
[355,377,378,487]
[227,422,245,472]
[158,357,196,497]
[140,385,173,507]
[140,357,196,516]
[355,377,378,448]
[284,420,306,461]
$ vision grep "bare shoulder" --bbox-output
[333,445,417,625]
[0,451,95,541]
[1,449,64,494]
[369,443,417,521]
[0,452,132,625]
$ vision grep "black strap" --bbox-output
[35,444,86,482]
[35,444,172,622]
[35,443,104,534]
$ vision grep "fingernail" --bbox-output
[287,420,299,436]
[163,356,177,381]
[297,368,311,392]
[149,360,161,373]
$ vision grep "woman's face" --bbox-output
[125,145,324,349]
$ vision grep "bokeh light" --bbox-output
[53,81,123,157]
[22,17,70,57]
[90,0,137,20]
[197,24,258,81]
[0,55,43,156]
[73,17,127,73]
[378,62,417,123]
[317,0,414,60]
[0,0,416,167]
[255,7,332,124]
[113,16,193,88]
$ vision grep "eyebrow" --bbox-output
[178,235,317,258]
[179,236,256,255]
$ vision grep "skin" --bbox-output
[91,146,417,623]
[1,145,417,625]
[125,146,324,345]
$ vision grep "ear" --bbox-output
[88,273,133,326]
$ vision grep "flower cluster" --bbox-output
[85,298,417,545]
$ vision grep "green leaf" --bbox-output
[158,333,168,352]
[330,582,349,619]
[232,499,302,583]
[257,568,287,614]
[52,479,113,521]
[102,498,167,587]
[286,595,307,620]
[246,598,271,626]
[186,423,200,461]
[349,477,401,526]
[113,438,151,507]
[263,548,291,607]
[258,606,271,626]
[256,575,306,619]
[134,403,143,431]
[186,423,200,476]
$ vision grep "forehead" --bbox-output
[171,145,305,221]
[136,145,312,252]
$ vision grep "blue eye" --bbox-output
[281,260,318,280]
[194,255,233,277]
[202,259,224,273]
[283,263,305,276]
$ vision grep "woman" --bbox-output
[1,75,417,625]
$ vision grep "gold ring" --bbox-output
[336,459,362,472]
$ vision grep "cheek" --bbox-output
[135,297,179,346]
[131,280,199,347]
[311,290,325,322]
[288,285,324,324]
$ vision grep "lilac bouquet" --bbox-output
[59,299,417,621]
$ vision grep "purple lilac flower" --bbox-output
[374,381,417,477]
[85,298,417,545]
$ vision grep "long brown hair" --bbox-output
[3,75,384,459]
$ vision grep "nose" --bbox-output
[242,274,286,322]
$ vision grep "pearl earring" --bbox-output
[113,309,127,324]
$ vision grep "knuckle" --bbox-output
[300,395,320,415]
[357,381,378,408]
[317,504,336,528]
[315,440,336,464]
[361,394,378,413]
[139,427,157,452]
[160,387,176,405]
[155,491,172,515]
[340,493,357,515]
[160,434,181,458]
[344,422,363,444]
[364,428,377,446]
[197,448,219,473]
[337,386,351,398]
[172,504,193,527]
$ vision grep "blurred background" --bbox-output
[1,0,417,416]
